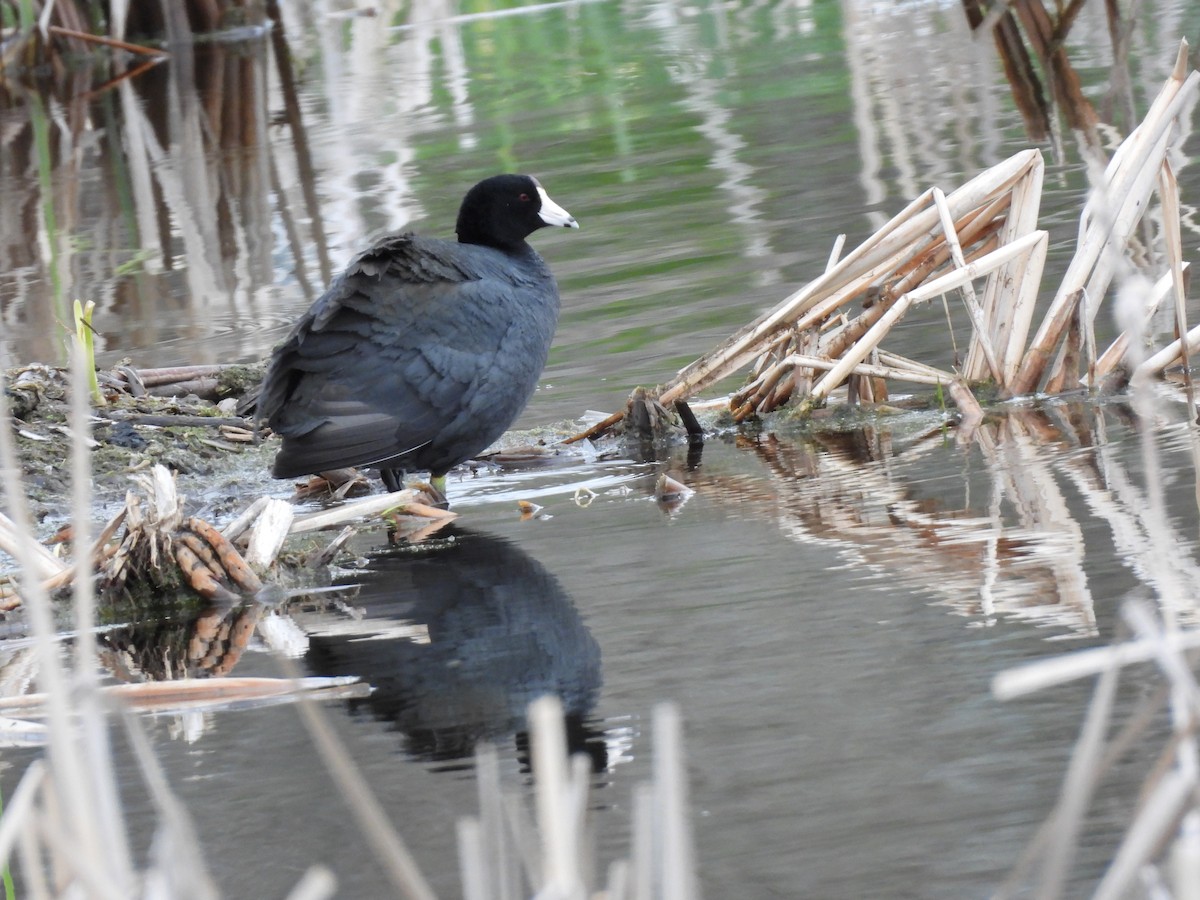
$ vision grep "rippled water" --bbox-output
[3,0,1200,896]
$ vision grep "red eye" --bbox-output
[518,193,530,202]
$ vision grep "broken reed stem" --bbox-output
[733,222,1008,416]
[777,355,955,388]
[809,230,1047,405]
[1159,159,1193,401]
[287,490,454,534]
[1136,321,1200,378]
[1096,266,1187,377]
[933,187,1003,382]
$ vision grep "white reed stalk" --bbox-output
[475,744,518,900]
[1135,322,1200,378]
[630,783,654,900]
[1001,226,1049,385]
[244,498,295,568]
[1171,815,1200,900]
[289,490,448,533]
[968,148,1045,384]
[809,293,916,403]
[69,336,136,885]
[0,346,123,892]
[501,787,542,888]
[1093,767,1196,900]
[458,817,488,900]
[284,866,338,900]
[933,187,1002,382]
[994,628,1200,701]
[220,496,269,541]
[0,760,45,868]
[1077,122,1177,323]
[826,234,847,272]
[1159,159,1191,385]
[530,695,583,898]
[779,354,952,386]
[654,705,699,900]
[606,859,630,900]
[876,350,958,380]
[1081,287,1098,390]
[568,754,593,891]
[1125,604,1200,705]
[0,512,68,580]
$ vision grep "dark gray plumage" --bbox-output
[253,174,578,492]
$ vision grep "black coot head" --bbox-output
[455,174,578,251]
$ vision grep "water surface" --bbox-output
[3,0,1200,896]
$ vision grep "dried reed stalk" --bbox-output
[1012,41,1199,394]
[806,230,1047,407]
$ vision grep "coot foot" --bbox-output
[410,476,449,510]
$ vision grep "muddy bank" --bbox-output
[5,363,272,525]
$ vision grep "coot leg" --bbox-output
[380,468,404,492]
[430,473,447,503]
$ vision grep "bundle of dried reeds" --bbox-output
[572,40,1197,445]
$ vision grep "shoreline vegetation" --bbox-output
[3,1,1200,897]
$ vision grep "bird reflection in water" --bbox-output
[301,527,606,769]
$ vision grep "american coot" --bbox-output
[254,174,578,496]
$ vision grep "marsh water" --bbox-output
[4,0,1200,896]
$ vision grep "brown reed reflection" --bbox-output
[0,13,329,367]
